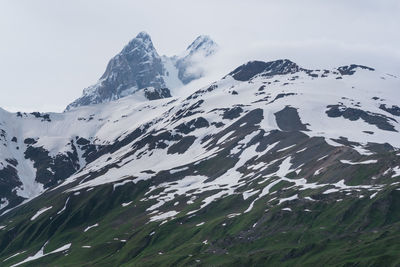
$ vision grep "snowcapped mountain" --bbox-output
[0,56,400,265]
[174,35,219,84]
[53,59,400,199]
[66,32,218,111]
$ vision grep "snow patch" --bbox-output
[340,159,378,165]
[392,166,400,178]
[84,223,99,232]
[121,201,133,207]
[150,211,178,222]
[31,206,52,221]
[278,194,298,204]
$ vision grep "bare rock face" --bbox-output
[66,32,166,110]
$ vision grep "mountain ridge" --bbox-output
[0,57,398,212]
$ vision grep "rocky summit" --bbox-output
[0,33,400,266]
[66,32,218,111]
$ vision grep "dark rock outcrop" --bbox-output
[229,59,302,81]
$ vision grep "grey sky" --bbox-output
[1,0,399,112]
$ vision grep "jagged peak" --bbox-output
[65,31,164,111]
[122,31,155,54]
[186,35,218,56]
[136,31,151,41]
[187,35,212,50]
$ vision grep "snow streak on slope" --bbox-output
[10,241,71,267]
[30,206,52,221]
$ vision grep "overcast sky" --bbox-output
[1,0,399,112]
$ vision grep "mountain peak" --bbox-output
[65,31,166,111]
[170,35,219,85]
[122,31,155,54]
[136,31,151,40]
[186,35,218,56]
